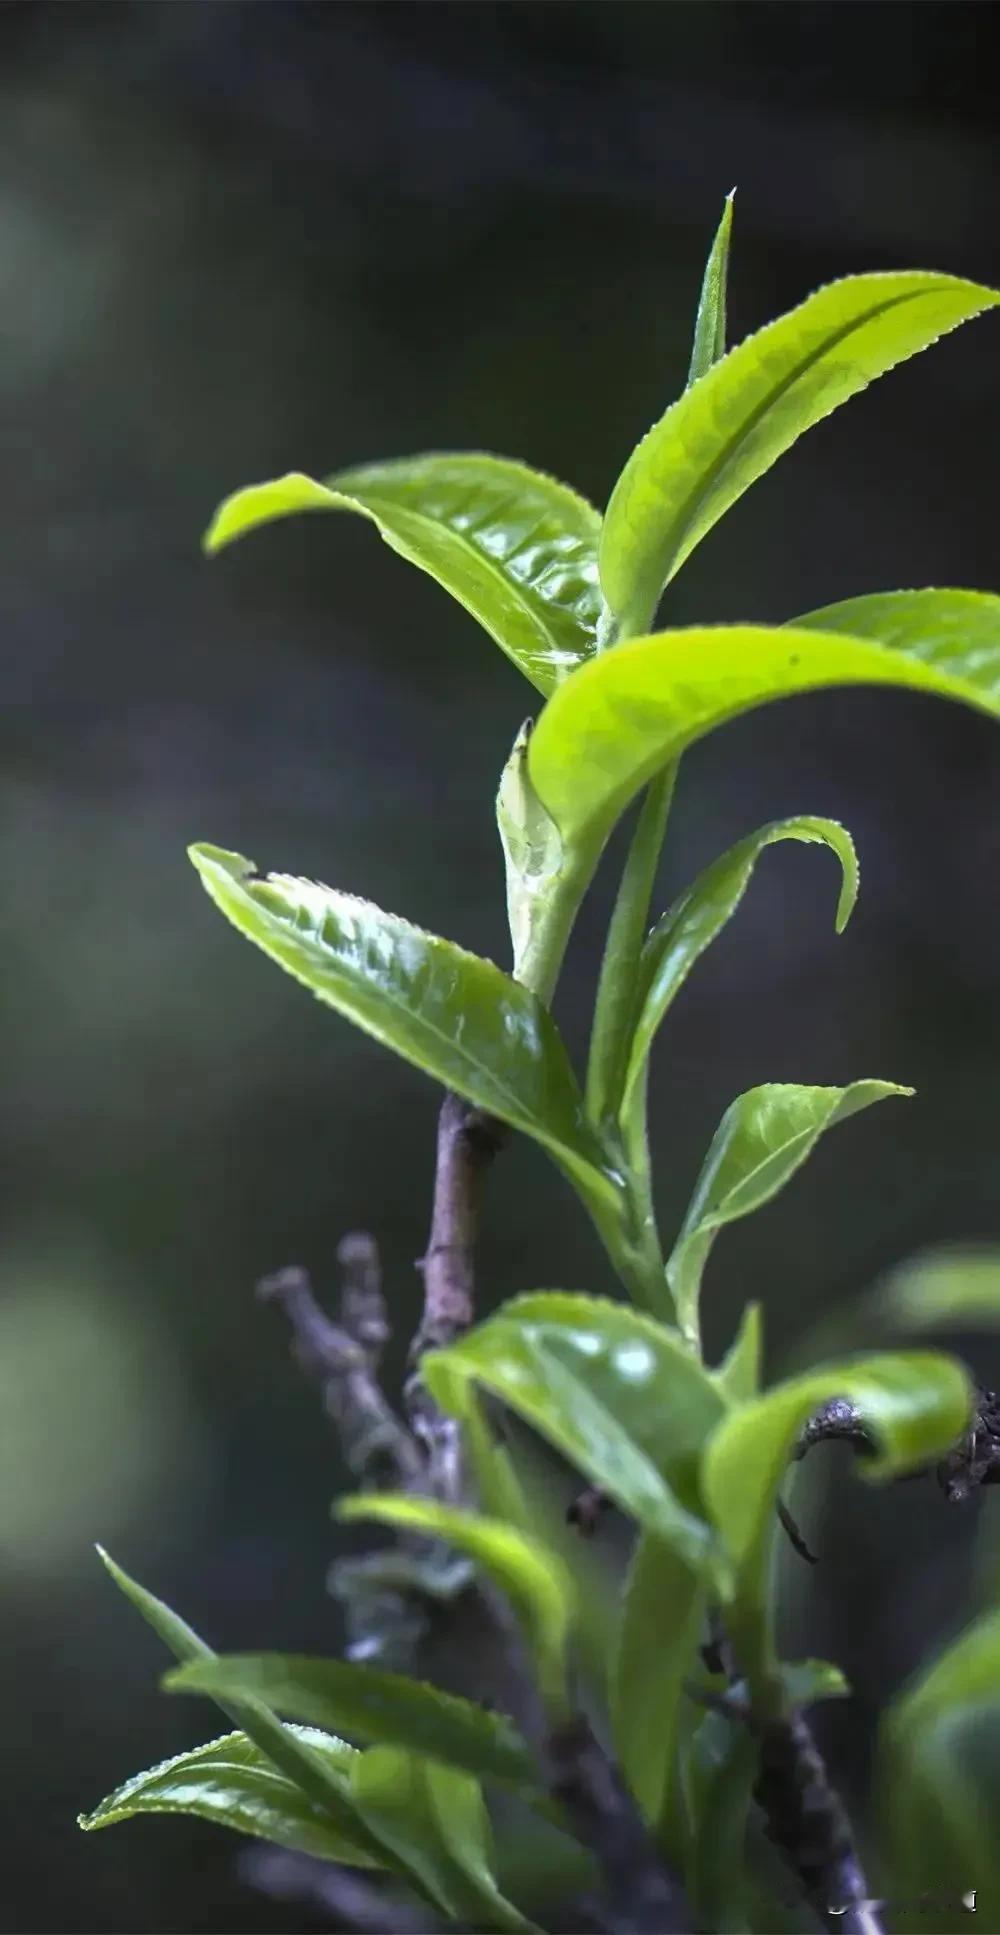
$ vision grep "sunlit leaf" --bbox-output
[792,585,1000,684]
[688,190,735,387]
[599,272,999,635]
[94,1547,376,1842]
[879,1602,1000,1931]
[526,622,1000,898]
[337,1494,575,1717]
[78,1728,373,1864]
[619,816,857,1138]
[165,1652,537,1793]
[349,1749,541,1934]
[611,1532,704,1847]
[188,845,619,1228]
[205,454,602,695]
[702,1352,972,1689]
[668,1081,910,1348]
[425,1293,728,1578]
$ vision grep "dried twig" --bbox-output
[411,1092,508,1362]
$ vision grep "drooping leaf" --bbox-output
[188,845,619,1228]
[599,272,999,635]
[495,718,564,990]
[611,1531,704,1846]
[337,1494,575,1716]
[879,1603,1000,1931]
[425,1293,728,1579]
[667,1081,911,1348]
[714,1302,763,1403]
[526,622,1000,898]
[688,190,735,387]
[164,1652,537,1793]
[205,454,602,695]
[348,1749,541,1934]
[619,816,858,1138]
[94,1547,378,1843]
[79,1727,374,1865]
[873,1246,1000,1333]
[701,1352,972,1689]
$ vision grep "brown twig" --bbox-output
[410,1091,508,1362]
[794,1384,1000,1504]
[754,1710,882,1935]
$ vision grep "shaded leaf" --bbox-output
[599,272,998,635]
[79,1728,373,1865]
[780,1659,849,1707]
[425,1293,728,1578]
[188,845,619,1227]
[714,1303,763,1403]
[667,1081,910,1348]
[683,1707,757,1933]
[688,190,735,386]
[620,817,857,1140]
[611,1532,704,1848]
[165,1653,537,1793]
[205,454,602,695]
[526,622,1000,896]
[702,1352,972,1688]
[349,1749,541,1934]
[337,1494,574,1716]
[874,1246,1000,1333]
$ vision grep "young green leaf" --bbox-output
[336,1494,575,1717]
[424,1292,728,1578]
[495,718,564,990]
[878,1603,1000,1929]
[348,1748,541,1934]
[164,1653,537,1793]
[792,585,1000,678]
[667,1081,911,1348]
[205,454,602,695]
[873,1246,1000,1333]
[611,1532,705,1845]
[714,1302,763,1402]
[94,1547,385,1854]
[618,816,857,1138]
[599,272,999,635]
[188,845,619,1225]
[526,622,1000,897]
[79,1728,373,1865]
[688,190,735,387]
[702,1351,972,1697]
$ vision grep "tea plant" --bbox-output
[82,200,1000,1933]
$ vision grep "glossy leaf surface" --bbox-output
[599,272,998,634]
[495,718,564,990]
[165,1652,537,1792]
[189,846,617,1220]
[879,1604,1000,1929]
[687,191,735,386]
[527,622,1000,889]
[349,1749,539,1934]
[668,1081,910,1347]
[337,1493,574,1714]
[426,1293,728,1577]
[79,1728,372,1865]
[206,454,602,694]
[702,1352,972,1687]
[620,817,857,1135]
[793,585,1000,680]
[96,1548,384,1851]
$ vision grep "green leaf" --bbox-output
[619,816,858,1141]
[336,1494,575,1717]
[714,1303,763,1403]
[188,845,619,1227]
[348,1749,541,1934]
[79,1727,374,1865]
[205,454,602,696]
[611,1532,704,1847]
[701,1352,972,1694]
[93,1548,386,1857]
[599,271,999,635]
[683,1707,757,1933]
[165,1652,537,1793]
[495,718,564,991]
[874,1246,1000,1333]
[792,585,1000,683]
[667,1081,911,1349]
[425,1293,728,1579]
[779,1658,849,1707]
[688,191,735,386]
[879,1604,1000,1929]
[526,620,1000,900]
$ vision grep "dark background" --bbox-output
[3,3,1000,1929]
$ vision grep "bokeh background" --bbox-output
[3,3,1000,1929]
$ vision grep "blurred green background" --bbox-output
[2,3,1000,1929]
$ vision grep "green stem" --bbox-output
[585,763,678,1129]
